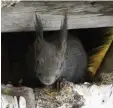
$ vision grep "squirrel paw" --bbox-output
[52,77,66,91]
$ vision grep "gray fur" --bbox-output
[34,13,87,85]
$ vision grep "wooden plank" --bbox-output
[1,1,113,32]
[1,84,35,108]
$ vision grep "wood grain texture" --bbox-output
[1,1,113,32]
[1,85,35,108]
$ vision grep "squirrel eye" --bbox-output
[55,75,58,78]
[60,62,63,69]
[36,60,40,67]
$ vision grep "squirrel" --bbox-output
[34,12,88,88]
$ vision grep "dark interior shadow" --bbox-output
[1,27,112,88]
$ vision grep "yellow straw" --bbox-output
[88,28,113,76]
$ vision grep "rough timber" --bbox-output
[1,1,113,32]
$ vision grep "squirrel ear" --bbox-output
[34,13,46,57]
[34,13,44,44]
[58,12,68,53]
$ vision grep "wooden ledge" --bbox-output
[1,1,113,32]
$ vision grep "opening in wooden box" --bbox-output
[1,27,113,88]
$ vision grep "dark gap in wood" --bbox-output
[1,27,112,88]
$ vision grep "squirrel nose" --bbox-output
[43,78,55,85]
[45,79,51,83]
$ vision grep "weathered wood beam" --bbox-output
[1,1,113,32]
